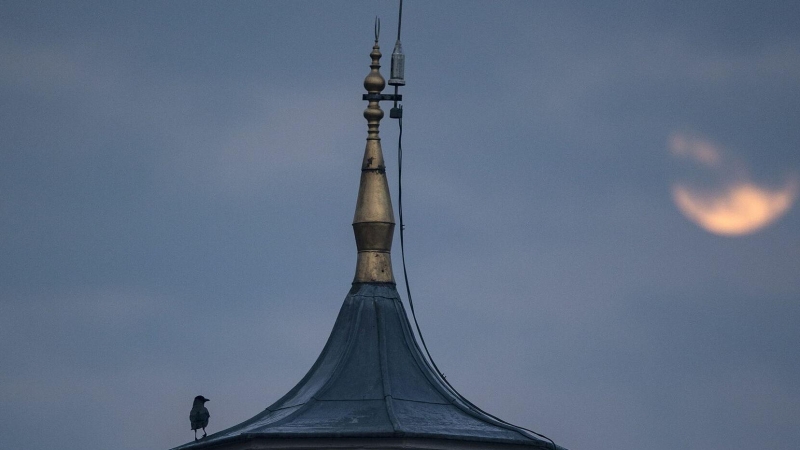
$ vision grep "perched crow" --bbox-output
[189,395,210,440]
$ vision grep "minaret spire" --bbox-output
[171,13,565,450]
[352,26,396,284]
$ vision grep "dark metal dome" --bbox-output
[172,284,561,450]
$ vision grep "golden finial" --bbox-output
[352,25,396,284]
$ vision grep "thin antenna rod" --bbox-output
[374,16,380,42]
[396,0,403,40]
[388,0,405,111]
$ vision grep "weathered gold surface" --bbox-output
[352,40,396,284]
[353,251,394,283]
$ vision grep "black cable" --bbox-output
[395,115,558,450]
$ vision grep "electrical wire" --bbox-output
[395,114,559,450]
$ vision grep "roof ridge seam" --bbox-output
[311,298,367,400]
[260,397,319,430]
[375,297,402,433]
[259,298,368,431]
[387,295,542,443]
[257,294,363,413]
[390,297,453,404]
[387,396,449,405]
[267,404,302,412]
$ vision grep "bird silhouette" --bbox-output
[189,395,210,440]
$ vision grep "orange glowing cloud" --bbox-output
[668,132,798,236]
[672,180,798,236]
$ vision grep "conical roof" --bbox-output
[171,29,564,450]
[173,284,560,449]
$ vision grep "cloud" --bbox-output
[672,179,798,235]
[668,132,799,235]
[669,133,722,168]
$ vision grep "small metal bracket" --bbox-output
[362,93,402,102]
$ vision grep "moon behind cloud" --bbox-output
[672,180,798,236]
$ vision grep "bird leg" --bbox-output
[194,429,198,441]
[202,427,207,438]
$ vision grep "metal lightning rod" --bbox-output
[388,0,405,119]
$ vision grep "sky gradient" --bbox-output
[1,2,799,450]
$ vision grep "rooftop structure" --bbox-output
[171,30,564,450]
